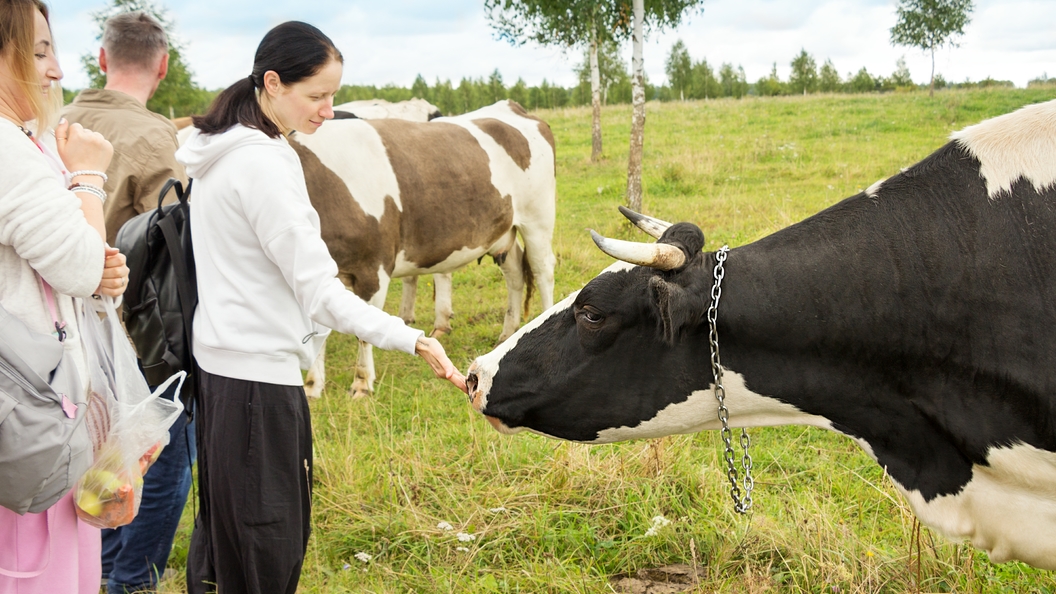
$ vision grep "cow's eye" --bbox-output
[576,306,604,325]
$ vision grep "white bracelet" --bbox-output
[69,183,107,204]
[68,170,108,183]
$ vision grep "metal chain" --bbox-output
[706,246,754,514]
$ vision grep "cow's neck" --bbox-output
[713,173,1056,502]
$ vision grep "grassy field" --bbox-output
[160,88,1056,593]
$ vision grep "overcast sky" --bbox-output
[48,0,1056,93]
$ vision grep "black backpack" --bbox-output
[114,178,196,415]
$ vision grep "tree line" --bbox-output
[328,44,1031,118]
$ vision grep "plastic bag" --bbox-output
[73,296,184,529]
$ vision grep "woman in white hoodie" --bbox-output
[176,21,466,594]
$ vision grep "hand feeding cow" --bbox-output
[465,99,1056,569]
[297,99,556,398]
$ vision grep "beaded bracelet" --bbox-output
[69,183,107,204]
[68,170,108,183]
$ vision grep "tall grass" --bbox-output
[161,88,1056,593]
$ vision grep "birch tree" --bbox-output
[890,0,974,96]
[485,0,617,161]
[621,0,704,211]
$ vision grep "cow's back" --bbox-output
[365,118,515,269]
[290,100,556,290]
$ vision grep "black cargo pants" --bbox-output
[186,369,312,594]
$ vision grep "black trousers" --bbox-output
[187,370,312,594]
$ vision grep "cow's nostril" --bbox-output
[465,373,478,398]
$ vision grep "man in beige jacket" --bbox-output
[61,12,192,593]
[62,11,186,245]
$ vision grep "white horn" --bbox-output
[590,230,686,271]
[618,205,673,239]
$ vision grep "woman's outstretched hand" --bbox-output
[415,336,467,393]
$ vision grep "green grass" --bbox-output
[161,88,1056,593]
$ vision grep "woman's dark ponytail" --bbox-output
[192,21,342,138]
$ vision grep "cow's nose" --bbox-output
[465,372,478,400]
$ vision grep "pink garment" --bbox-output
[0,492,101,593]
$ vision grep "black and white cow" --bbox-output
[465,99,1056,569]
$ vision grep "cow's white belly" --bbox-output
[392,246,491,277]
[590,374,1056,569]
[897,443,1056,570]
[592,371,831,443]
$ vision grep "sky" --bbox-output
[47,0,1056,93]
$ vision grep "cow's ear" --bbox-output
[650,276,705,345]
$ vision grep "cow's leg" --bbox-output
[519,225,557,313]
[496,239,526,343]
[304,337,327,399]
[350,274,391,399]
[399,276,418,325]
[351,339,375,399]
[430,273,454,338]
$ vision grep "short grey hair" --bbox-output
[102,11,168,71]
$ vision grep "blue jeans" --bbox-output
[102,382,196,593]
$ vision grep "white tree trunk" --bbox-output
[929,46,936,97]
[590,39,602,162]
[626,0,645,212]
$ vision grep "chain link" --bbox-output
[706,246,753,514]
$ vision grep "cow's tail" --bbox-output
[521,239,535,320]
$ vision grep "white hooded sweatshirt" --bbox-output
[176,124,422,386]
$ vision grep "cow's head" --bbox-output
[466,208,722,442]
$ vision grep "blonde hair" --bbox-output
[0,0,56,128]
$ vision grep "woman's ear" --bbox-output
[262,70,282,96]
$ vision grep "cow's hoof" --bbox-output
[349,382,372,400]
[430,327,451,338]
[496,331,513,344]
[400,315,416,325]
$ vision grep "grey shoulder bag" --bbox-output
[0,280,91,514]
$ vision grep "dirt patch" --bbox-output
[610,564,707,594]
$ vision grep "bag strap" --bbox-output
[156,178,184,216]
[157,182,195,362]
[156,179,197,415]
[37,277,67,342]
[0,507,51,578]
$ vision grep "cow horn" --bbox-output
[590,230,686,271]
[618,206,673,240]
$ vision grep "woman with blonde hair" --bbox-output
[0,0,130,590]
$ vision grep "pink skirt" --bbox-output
[0,491,101,594]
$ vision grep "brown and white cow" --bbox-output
[295,99,557,398]
[330,98,446,332]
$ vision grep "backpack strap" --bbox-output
[156,180,197,415]
[156,178,184,214]
[124,178,185,309]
